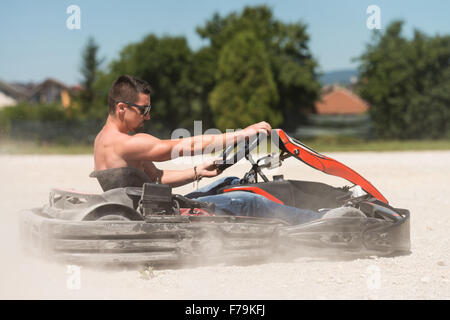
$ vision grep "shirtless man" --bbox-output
[94,75,271,187]
[93,75,321,224]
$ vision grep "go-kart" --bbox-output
[19,129,410,267]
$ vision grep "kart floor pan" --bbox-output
[20,207,410,268]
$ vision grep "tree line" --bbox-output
[81,6,321,136]
[356,21,450,139]
[1,6,449,141]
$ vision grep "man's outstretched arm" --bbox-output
[120,121,271,162]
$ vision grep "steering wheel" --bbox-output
[215,132,268,172]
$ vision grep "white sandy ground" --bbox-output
[0,151,449,300]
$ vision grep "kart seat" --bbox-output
[89,167,153,192]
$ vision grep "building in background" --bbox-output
[0,80,28,108]
[28,78,72,108]
[314,85,369,115]
[295,85,372,139]
[0,78,75,109]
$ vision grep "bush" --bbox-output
[0,102,102,144]
[357,21,450,139]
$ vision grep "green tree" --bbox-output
[94,6,320,134]
[197,5,321,131]
[209,31,281,130]
[190,47,217,130]
[357,21,450,139]
[79,37,103,115]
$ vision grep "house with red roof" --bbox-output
[314,85,369,115]
[294,85,372,138]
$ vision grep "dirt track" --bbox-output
[0,151,449,299]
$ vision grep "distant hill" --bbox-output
[319,69,358,86]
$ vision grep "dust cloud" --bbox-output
[0,152,449,299]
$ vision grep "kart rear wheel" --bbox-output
[81,205,144,221]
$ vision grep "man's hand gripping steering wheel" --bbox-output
[215,122,272,173]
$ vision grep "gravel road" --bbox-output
[0,151,449,299]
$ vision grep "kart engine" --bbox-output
[138,183,173,215]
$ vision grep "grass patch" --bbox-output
[303,136,450,152]
[0,139,93,155]
[257,136,450,154]
[1,136,450,155]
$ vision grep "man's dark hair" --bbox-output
[108,75,152,115]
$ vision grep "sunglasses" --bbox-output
[117,100,151,116]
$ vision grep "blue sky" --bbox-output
[1,0,449,85]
